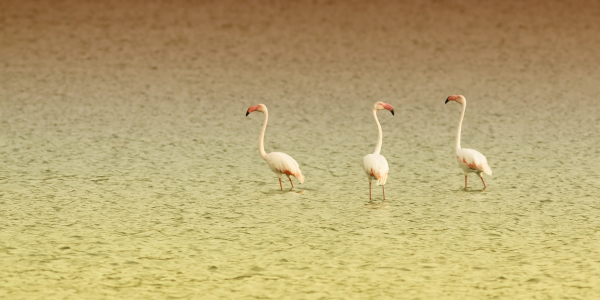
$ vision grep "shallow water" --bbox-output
[1,0,600,299]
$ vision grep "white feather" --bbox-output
[265,152,304,183]
[363,153,389,186]
[456,148,492,176]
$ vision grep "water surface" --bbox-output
[1,0,600,298]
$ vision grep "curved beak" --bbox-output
[381,102,394,115]
[445,98,449,104]
[246,105,260,116]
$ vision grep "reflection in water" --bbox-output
[364,201,391,210]
[462,187,488,193]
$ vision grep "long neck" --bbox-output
[373,109,383,155]
[258,110,268,160]
[456,102,466,151]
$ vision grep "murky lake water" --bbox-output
[1,0,600,298]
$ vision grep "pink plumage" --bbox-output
[456,149,492,176]
[246,104,304,190]
[265,152,305,184]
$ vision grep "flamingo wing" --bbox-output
[265,152,304,183]
[456,148,492,175]
[363,154,389,185]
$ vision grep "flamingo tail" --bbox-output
[376,172,388,186]
[483,164,492,176]
[295,170,305,184]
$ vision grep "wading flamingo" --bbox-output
[246,104,304,190]
[445,95,492,189]
[363,102,394,200]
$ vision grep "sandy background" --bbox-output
[1,0,600,299]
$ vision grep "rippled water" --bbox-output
[1,0,600,299]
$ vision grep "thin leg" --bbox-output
[382,185,386,200]
[289,177,294,188]
[480,174,487,189]
[465,175,468,189]
[369,181,372,200]
[279,178,283,190]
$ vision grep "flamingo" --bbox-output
[445,95,492,189]
[246,104,304,190]
[362,102,394,200]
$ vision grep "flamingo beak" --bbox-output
[381,103,394,115]
[446,95,460,103]
[246,105,259,116]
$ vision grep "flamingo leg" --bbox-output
[279,178,283,190]
[369,181,372,201]
[480,174,487,189]
[382,185,386,200]
[465,175,468,189]
[289,177,294,188]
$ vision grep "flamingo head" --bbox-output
[246,104,267,116]
[445,95,466,105]
[374,102,394,115]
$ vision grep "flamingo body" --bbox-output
[246,104,304,190]
[363,154,389,186]
[456,148,492,176]
[265,152,305,183]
